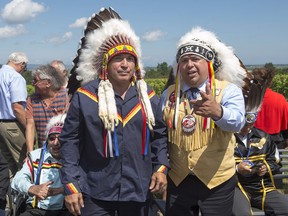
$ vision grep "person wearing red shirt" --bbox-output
[254,68,288,149]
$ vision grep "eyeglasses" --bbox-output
[48,135,60,142]
[21,62,27,71]
[32,78,49,85]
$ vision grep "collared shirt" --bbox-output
[236,133,248,148]
[183,81,204,100]
[161,79,245,132]
[11,148,64,210]
[0,65,27,119]
[26,88,69,146]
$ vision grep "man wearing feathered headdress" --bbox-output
[161,27,248,215]
[60,8,169,216]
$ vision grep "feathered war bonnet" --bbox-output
[67,7,155,157]
[45,113,67,140]
[172,26,249,129]
[243,67,273,124]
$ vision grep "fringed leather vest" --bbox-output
[163,80,236,189]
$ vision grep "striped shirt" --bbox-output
[26,88,69,146]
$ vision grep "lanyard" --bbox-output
[35,142,47,185]
[236,140,252,162]
[32,141,47,208]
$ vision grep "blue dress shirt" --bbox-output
[161,80,245,132]
[0,65,27,119]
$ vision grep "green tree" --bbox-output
[157,62,171,77]
[144,68,157,78]
[276,67,288,75]
[22,70,33,85]
[145,62,172,78]
[264,62,275,70]
[271,74,288,99]
[27,84,35,95]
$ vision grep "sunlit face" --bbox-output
[179,54,209,88]
[107,53,136,85]
[47,133,61,159]
[32,75,50,94]
[15,62,27,73]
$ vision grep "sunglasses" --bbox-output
[48,135,60,142]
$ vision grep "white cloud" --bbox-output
[46,32,73,45]
[69,17,88,28]
[0,24,26,39]
[1,0,45,24]
[142,30,166,42]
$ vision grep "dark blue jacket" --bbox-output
[60,79,169,202]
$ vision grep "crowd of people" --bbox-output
[1,7,287,216]
[0,53,70,216]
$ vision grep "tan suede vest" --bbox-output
[163,80,236,189]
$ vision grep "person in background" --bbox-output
[254,67,288,149]
[0,153,9,216]
[232,67,288,215]
[11,114,72,216]
[161,27,248,215]
[60,8,169,216]
[25,64,70,151]
[233,117,288,215]
[50,60,68,88]
[0,52,28,176]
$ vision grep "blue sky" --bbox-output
[1,0,287,68]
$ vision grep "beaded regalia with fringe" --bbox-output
[171,27,251,129]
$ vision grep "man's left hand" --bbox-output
[149,172,167,193]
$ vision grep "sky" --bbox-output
[1,0,288,68]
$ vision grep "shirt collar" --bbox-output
[44,150,59,162]
[183,79,208,92]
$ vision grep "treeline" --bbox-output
[144,62,172,78]
[4,62,287,99]
[145,62,288,98]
